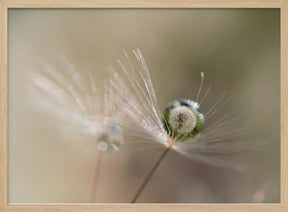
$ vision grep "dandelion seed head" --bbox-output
[97,123,124,153]
[168,106,196,134]
[105,49,259,170]
[163,99,204,141]
[29,54,126,155]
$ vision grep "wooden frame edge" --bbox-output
[0,1,286,211]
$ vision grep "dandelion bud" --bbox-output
[163,99,204,141]
[97,124,123,152]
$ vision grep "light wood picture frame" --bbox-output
[0,0,287,211]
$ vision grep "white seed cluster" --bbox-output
[168,106,196,134]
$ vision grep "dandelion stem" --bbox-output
[131,147,170,203]
[91,152,102,202]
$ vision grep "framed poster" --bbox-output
[0,0,287,211]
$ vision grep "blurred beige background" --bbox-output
[8,9,280,203]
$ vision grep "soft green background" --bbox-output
[8,9,280,203]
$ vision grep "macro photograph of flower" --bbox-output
[8,9,280,203]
